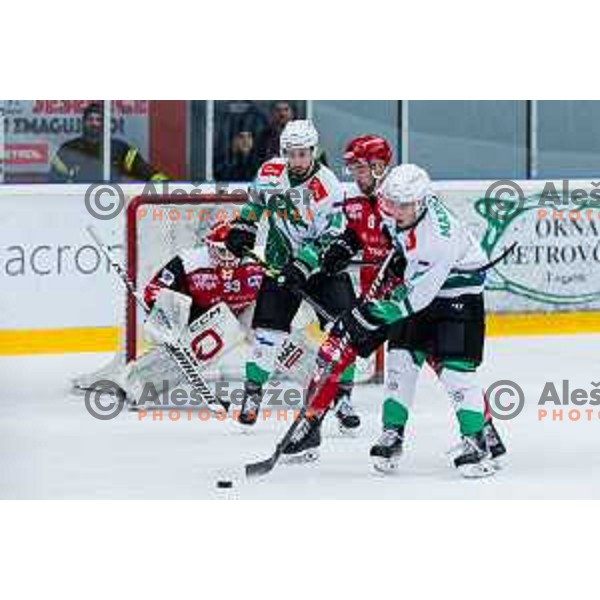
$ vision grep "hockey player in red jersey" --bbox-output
[320,135,393,377]
[338,135,393,289]
[144,220,264,319]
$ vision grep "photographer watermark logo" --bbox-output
[477,180,600,305]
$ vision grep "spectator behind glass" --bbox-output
[215,130,260,182]
[256,101,295,162]
[49,102,168,183]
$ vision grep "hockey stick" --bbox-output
[244,249,399,478]
[241,249,337,322]
[343,242,518,274]
[86,225,230,414]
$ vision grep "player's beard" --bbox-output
[357,177,376,196]
[289,163,311,178]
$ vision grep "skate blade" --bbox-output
[457,459,496,479]
[491,456,505,471]
[372,456,400,474]
[337,423,360,437]
[235,419,257,433]
[281,449,320,465]
[205,404,228,418]
[70,384,88,395]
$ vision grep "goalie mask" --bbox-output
[377,164,432,231]
[280,120,319,177]
[205,221,240,268]
[343,135,392,192]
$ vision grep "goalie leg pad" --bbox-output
[124,345,188,408]
[184,302,246,370]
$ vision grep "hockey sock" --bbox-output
[245,328,287,386]
[382,349,424,429]
[438,360,485,436]
[383,398,409,428]
[339,362,356,384]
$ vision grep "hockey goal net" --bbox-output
[78,193,380,386]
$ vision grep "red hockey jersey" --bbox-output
[343,184,392,291]
[144,246,264,317]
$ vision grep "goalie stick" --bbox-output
[86,225,230,414]
[244,248,399,478]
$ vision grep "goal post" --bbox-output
[125,193,248,362]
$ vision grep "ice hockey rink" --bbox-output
[2,332,599,500]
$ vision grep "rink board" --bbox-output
[2,181,600,355]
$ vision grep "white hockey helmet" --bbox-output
[377,164,432,226]
[280,119,319,157]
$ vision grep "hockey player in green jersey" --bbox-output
[279,164,506,477]
[225,120,361,431]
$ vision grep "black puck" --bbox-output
[216,480,233,489]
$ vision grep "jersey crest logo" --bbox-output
[260,162,286,178]
[247,274,262,289]
[158,268,175,286]
[219,267,234,280]
[344,201,363,219]
[307,176,328,202]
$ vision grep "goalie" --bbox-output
[120,220,264,407]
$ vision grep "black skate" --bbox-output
[370,427,404,473]
[238,382,263,427]
[483,419,507,465]
[281,413,322,463]
[335,393,361,434]
[453,430,495,478]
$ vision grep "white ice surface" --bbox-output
[1,334,600,499]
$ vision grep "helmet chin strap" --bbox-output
[371,165,388,181]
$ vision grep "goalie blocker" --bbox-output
[124,292,247,408]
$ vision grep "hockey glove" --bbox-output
[277,258,312,291]
[226,219,258,258]
[387,249,407,279]
[336,304,389,358]
[320,230,360,275]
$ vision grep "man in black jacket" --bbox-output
[49,102,168,183]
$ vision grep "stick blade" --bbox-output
[245,456,276,479]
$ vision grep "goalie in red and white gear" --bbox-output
[121,221,265,407]
[144,220,263,320]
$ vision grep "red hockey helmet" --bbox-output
[205,221,240,268]
[343,135,393,169]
